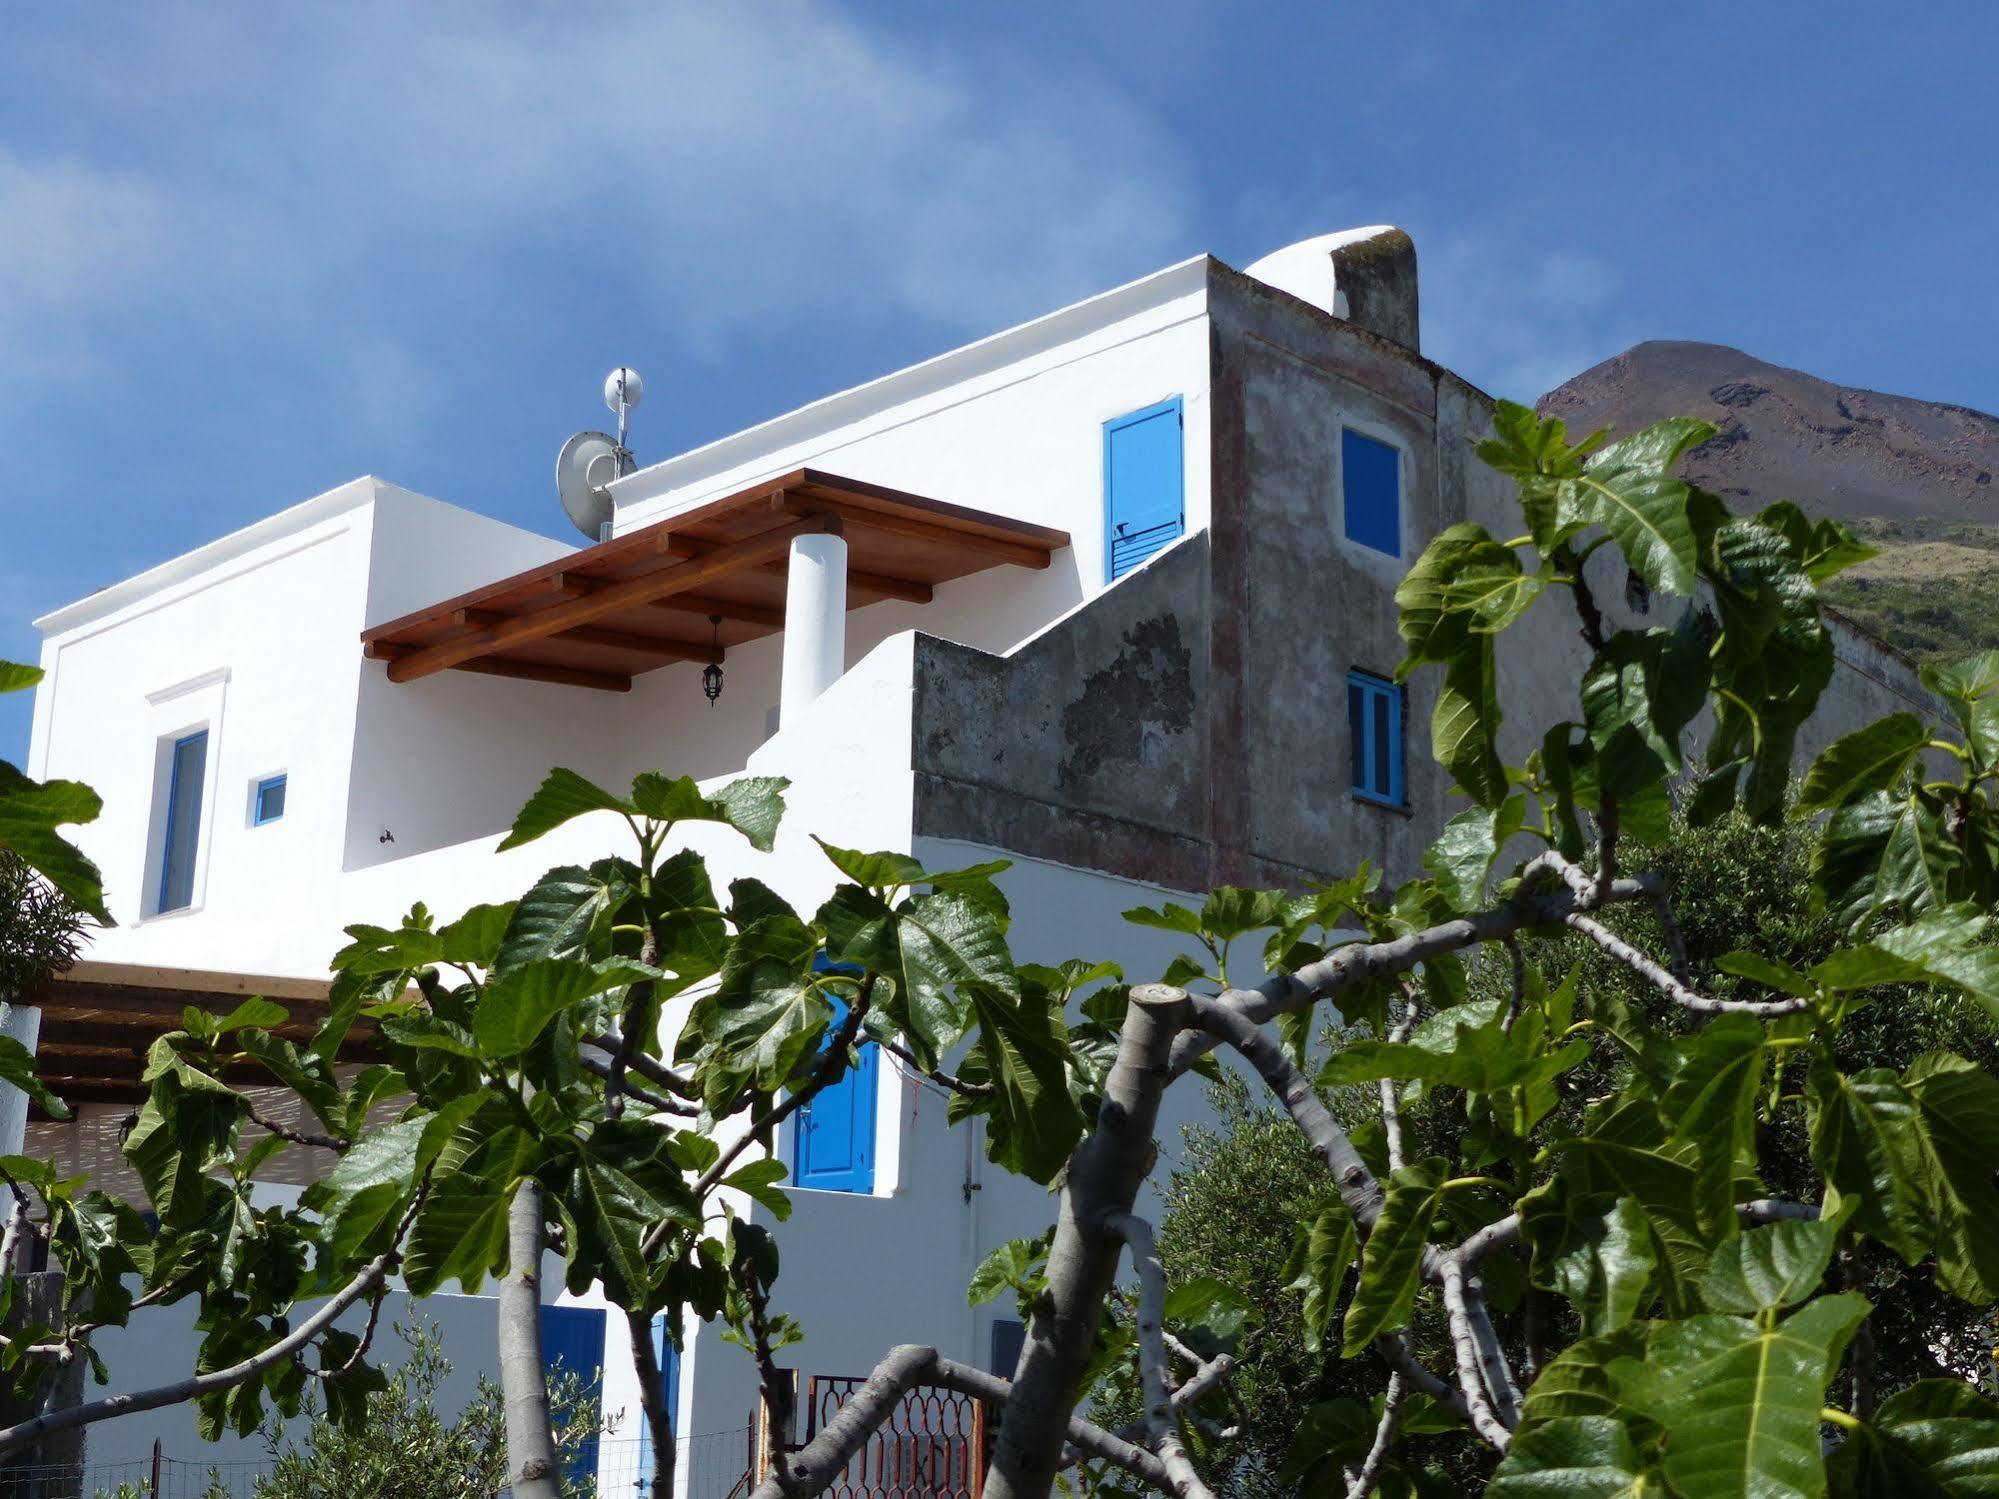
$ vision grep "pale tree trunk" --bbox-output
[499,1182,561,1499]
[983,986,1188,1499]
[627,1307,676,1498]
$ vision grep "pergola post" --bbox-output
[780,524,848,729]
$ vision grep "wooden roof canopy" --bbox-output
[22,962,375,1111]
[361,470,1072,692]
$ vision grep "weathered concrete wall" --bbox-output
[911,535,1213,890]
[911,259,1937,896]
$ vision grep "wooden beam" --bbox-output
[638,593,785,630]
[457,610,717,664]
[774,493,1053,569]
[752,559,933,605]
[386,519,819,683]
[370,642,633,692]
[44,961,335,1003]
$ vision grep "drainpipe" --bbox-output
[779,521,848,730]
[0,1002,40,1157]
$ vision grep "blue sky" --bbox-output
[5,2,1997,761]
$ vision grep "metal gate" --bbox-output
[795,1374,987,1499]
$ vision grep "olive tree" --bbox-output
[5,404,1999,1498]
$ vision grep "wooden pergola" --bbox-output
[20,962,375,1111]
[360,469,1071,692]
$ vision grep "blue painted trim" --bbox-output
[252,773,287,825]
[1103,395,1185,583]
[793,954,877,1193]
[156,729,209,913]
[539,1303,606,1489]
[1347,670,1404,808]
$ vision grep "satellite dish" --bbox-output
[555,430,629,541]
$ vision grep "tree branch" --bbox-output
[0,1224,406,1453]
[747,1344,1174,1499]
[579,1051,697,1116]
[592,1027,697,1098]
[1105,1212,1218,1499]
[1564,913,1813,1016]
[243,1101,349,1154]
[627,1306,676,1498]
[1344,1371,1403,1499]
[878,1036,993,1098]
[1437,1259,1514,1452]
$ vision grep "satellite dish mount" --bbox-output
[554,367,647,542]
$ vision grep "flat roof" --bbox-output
[360,468,1070,692]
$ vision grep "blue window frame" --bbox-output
[635,1313,680,1494]
[1342,427,1402,557]
[793,957,877,1194]
[540,1303,606,1489]
[252,773,287,825]
[1104,396,1185,581]
[157,729,209,913]
[1348,670,1403,807]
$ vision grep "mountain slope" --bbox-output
[1539,341,1999,661]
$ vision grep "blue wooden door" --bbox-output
[540,1303,606,1490]
[1104,397,1185,580]
[634,1313,680,1495]
[794,990,877,1193]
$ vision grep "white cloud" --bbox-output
[0,4,1194,382]
[1421,236,1635,402]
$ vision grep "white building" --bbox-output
[13,229,1932,1493]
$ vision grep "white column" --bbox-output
[0,1002,42,1156]
[779,528,848,729]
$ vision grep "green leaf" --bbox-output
[702,915,830,1090]
[1283,1202,1357,1355]
[1433,636,1507,806]
[0,661,43,693]
[968,1235,1047,1308]
[1814,791,1965,933]
[815,840,929,891]
[1342,1157,1444,1355]
[1423,797,1525,911]
[1921,651,1999,772]
[1811,905,1999,1021]
[1662,1012,1767,1235]
[1798,715,1928,812]
[1807,1060,1931,1263]
[1522,1327,1648,1424]
[401,1176,514,1295]
[964,985,1081,1184]
[498,862,630,969]
[474,957,656,1055]
[820,888,1015,1061]
[0,760,111,923]
[1572,417,1713,595]
[0,1034,69,1121]
[1521,1182,1656,1335]
[1828,1379,1999,1497]
[1489,1415,1665,1498]
[1699,1215,1839,1315]
[1321,999,1588,1096]
[1119,901,1205,937]
[438,902,516,966]
[1612,1292,1871,1499]
[721,1158,792,1221]
[631,772,789,851]
[498,768,635,850]
[1718,951,1817,999]
[1904,1051,1999,1301]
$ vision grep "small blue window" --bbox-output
[540,1303,606,1489]
[157,729,209,913]
[1105,397,1185,581]
[1348,670,1403,807]
[253,773,287,825]
[794,957,877,1194]
[1342,428,1402,557]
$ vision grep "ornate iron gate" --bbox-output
[795,1374,987,1499]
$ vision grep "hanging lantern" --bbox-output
[702,615,724,705]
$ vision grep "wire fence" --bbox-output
[0,1428,756,1499]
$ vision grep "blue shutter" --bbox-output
[635,1314,680,1495]
[1342,428,1402,557]
[793,966,878,1194]
[1104,397,1185,580]
[1347,670,1403,807]
[540,1303,606,1490]
[157,730,209,912]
